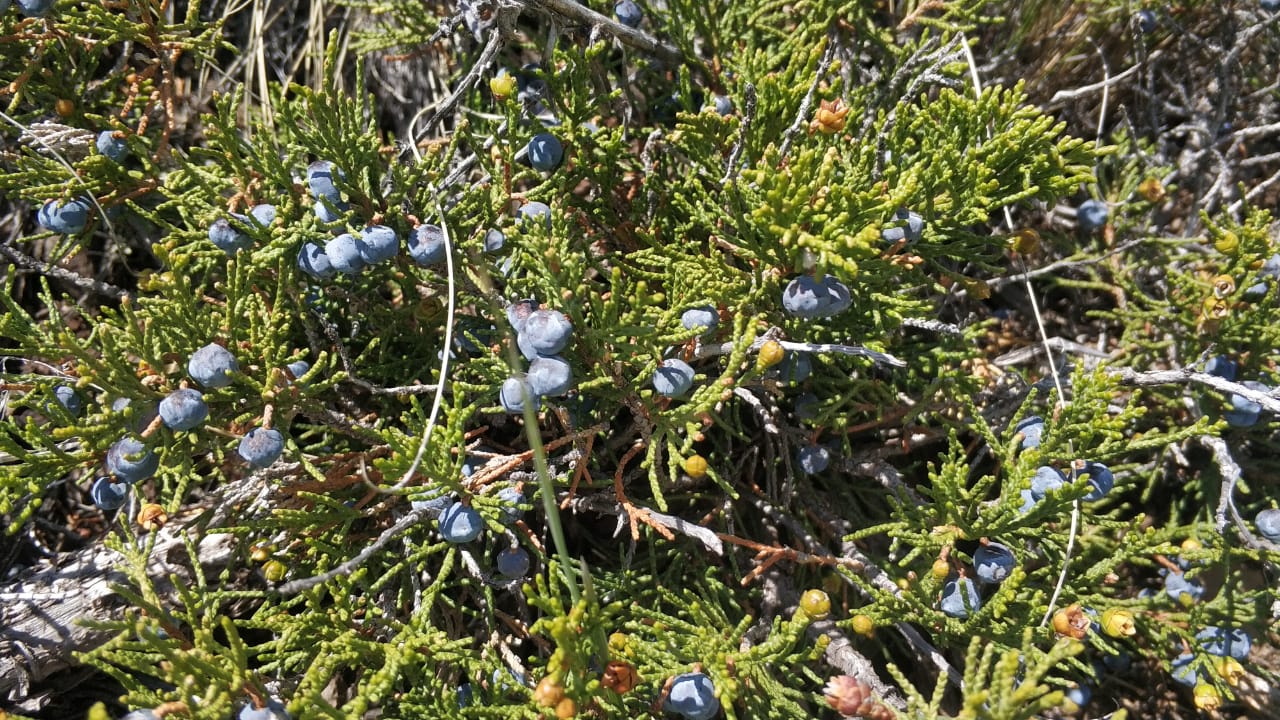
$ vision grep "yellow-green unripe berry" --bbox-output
[1214,231,1239,254]
[684,455,708,478]
[851,614,874,637]
[262,559,287,582]
[1193,682,1221,711]
[757,339,785,369]
[490,73,517,99]
[800,589,831,620]
[1101,608,1136,638]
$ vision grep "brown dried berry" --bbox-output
[138,503,168,531]
[1051,603,1091,640]
[602,660,640,694]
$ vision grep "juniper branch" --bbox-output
[274,508,429,596]
[1199,435,1256,543]
[1113,366,1280,415]
[0,241,128,301]
[516,0,683,65]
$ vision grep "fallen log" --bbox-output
[0,491,245,712]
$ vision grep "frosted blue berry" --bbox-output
[1197,626,1251,659]
[517,309,573,359]
[506,298,539,332]
[1077,199,1108,232]
[781,274,851,319]
[528,355,574,397]
[517,202,552,232]
[973,542,1016,583]
[121,711,160,720]
[306,160,343,203]
[53,385,82,416]
[325,233,367,274]
[712,95,734,116]
[1255,508,1280,542]
[483,228,506,252]
[496,546,531,578]
[493,667,527,693]
[107,436,159,484]
[653,358,695,397]
[238,697,291,720]
[286,360,310,383]
[188,343,238,389]
[1031,466,1065,498]
[1014,415,1045,449]
[1205,356,1237,381]
[526,132,564,172]
[90,476,128,510]
[1102,650,1131,673]
[681,306,719,337]
[1136,9,1156,32]
[1063,684,1091,711]
[939,576,981,618]
[1017,489,1037,514]
[516,65,548,104]
[111,397,158,432]
[409,224,446,266]
[238,427,284,469]
[1081,461,1114,501]
[1261,253,1280,278]
[497,486,524,524]
[1163,572,1204,605]
[439,501,483,543]
[1170,652,1198,686]
[314,198,348,223]
[664,672,719,720]
[248,203,276,229]
[38,197,92,234]
[1224,380,1267,427]
[793,392,820,420]
[500,376,539,414]
[614,0,642,27]
[462,452,489,477]
[207,216,252,254]
[16,0,54,17]
[411,489,454,515]
[880,208,924,245]
[96,131,129,163]
[159,388,208,430]
[681,304,719,330]
[358,225,399,264]
[796,445,830,474]
[297,242,335,280]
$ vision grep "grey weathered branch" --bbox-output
[1199,435,1259,544]
[567,492,725,555]
[1112,366,1280,415]
[0,515,235,712]
[516,0,683,65]
[993,337,1112,367]
[695,333,906,368]
[0,241,129,302]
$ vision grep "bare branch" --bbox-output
[1113,366,1280,415]
[517,0,683,65]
